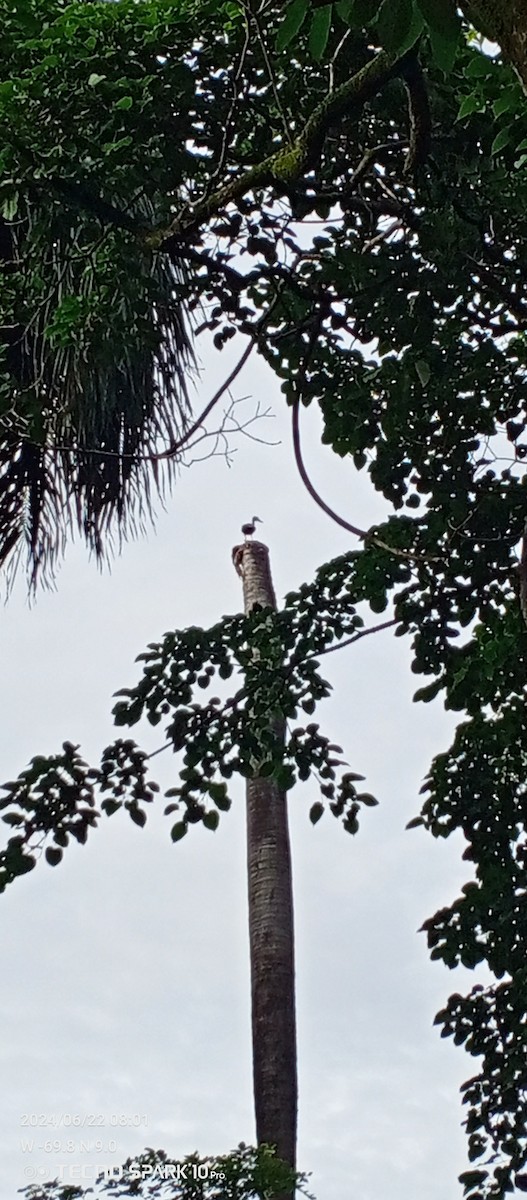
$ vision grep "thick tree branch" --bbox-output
[461,1,527,90]
[147,47,404,252]
[401,55,432,174]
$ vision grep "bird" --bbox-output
[241,515,262,541]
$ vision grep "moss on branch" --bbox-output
[147,48,400,251]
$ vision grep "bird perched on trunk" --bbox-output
[242,515,262,541]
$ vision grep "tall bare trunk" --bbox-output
[233,539,297,1187]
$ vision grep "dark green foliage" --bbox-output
[278,0,460,68]
[0,738,161,892]
[0,0,243,585]
[0,191,193,585]
[0,0,480,585]
[0,553,399,891]
[3,2,527,1194]
[412,652,527,1197]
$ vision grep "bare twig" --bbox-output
[362,217,401,253]
[203,8,252,195]
[244,0,293,145]
[154,339,255,462]
[520,518,527,629]
[329,28,352,94]
[314,617,398,657]
[181,395,279,468]
[347,142,404,190]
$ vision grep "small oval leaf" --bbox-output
[45,846,63,867]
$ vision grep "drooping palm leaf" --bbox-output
[0,192,193,590]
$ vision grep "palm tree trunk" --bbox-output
[233,538,297,1188]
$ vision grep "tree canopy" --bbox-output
[2,2,527,1197]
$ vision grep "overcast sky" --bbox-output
[0,347,485,1199]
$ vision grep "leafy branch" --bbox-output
[0,549,412,891]
[147,47,403,251]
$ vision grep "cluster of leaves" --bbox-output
[20,1143,313,1200]
[0,545,416,889]
[278,0,462,73]
[0,738,159,892]
[405,604,527,1198]
[110,548,404,836]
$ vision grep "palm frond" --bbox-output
[0,192,194,591]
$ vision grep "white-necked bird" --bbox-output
[241,516,262,541]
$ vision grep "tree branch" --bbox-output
[148,47,404,252]
[154,340,255,462]
[401,54,431,174]
[520,518,527,629]
[291,397,366,539]
[312,618,398,658]
[291,398,442,563]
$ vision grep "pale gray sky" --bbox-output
[1,349,482,1199]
